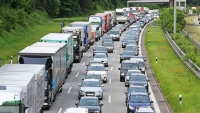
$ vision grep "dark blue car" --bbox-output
[120,51,135,63]
[75,97,103,113]
[126,93,153,113]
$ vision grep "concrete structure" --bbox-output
[127,0,186,8]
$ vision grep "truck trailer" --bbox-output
[0,64,46,112]
[61,27,84,62]
[88,15,103,41]
[0,72,35,113]
[70,21,92,52]
[95,13,111,33]
[40,33,74,71]
[104,11,116,27]
[18,45,66,109]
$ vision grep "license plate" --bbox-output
[87,94,94,96]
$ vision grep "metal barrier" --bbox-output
[165,32,200,79]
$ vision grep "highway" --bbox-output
[43,23,161,113]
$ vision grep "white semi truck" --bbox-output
[0,64,46,113]
[88,15,102,41]
[70,21,92,52]
[0,72,35,113]
[18,44,66,110]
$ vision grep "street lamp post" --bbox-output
[174,0,177,34]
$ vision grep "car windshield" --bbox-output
[130,95,150,103]
[121,63,139,70]
[82,81,100,87]
[130,75,146,81]
[109,30,119,35]
[79,99,99,106]
[94,54,107,58]
[121,51,134,55]
[125,46,138,51]
[127,71,141,76]
[88,66,105,71]
[86,74,101,80]
[127,41,137,44]
[129,87,147,93]
[126,35,138,39]
[95,47,106,51]
[103,43,112,46]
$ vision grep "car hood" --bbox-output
[80,87,102,92]
[94,58,108,62]
[129,102,151,109]
[78,106,100,111]
[129,81,147,86]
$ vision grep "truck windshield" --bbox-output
[91,22,100,25]
[0,106,20,113]
[116,12,123,16]
[20,56,50,64]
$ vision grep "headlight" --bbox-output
[129,105,134,110]
[44,96,47,100]
[79,90,85,93]
[121,73,125,76]
[96,91,101,94]
[95,110,100,113]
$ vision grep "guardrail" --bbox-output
[165,32,200,79]
[182,29,200,50]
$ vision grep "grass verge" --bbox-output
[0,17,87,65]
[145,19,200,113]
[184,16,200,42]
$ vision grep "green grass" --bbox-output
[0,17,87,66]
[185,16,200,43]
[145,20,200,113]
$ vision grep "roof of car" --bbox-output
[80,96,99,99]
[88,60,102,63]
[130,92,149,95]
[127,69,141,72]
[130,58,144,62]
[94,53,107,55]
[90,64,104,66]
[130,73,145,76]
[122,60,138,63]
[129,85,146,88]
[83,79,100,82]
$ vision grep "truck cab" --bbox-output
[88,15,102,41]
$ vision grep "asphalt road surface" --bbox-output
[44,24,161,113]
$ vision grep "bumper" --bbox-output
[79,92,103,99]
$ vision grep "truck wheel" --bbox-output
[40,108,44,113]
[53,94,56,102]
[68,66,72,74]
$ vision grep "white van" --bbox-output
[64,108,88,113]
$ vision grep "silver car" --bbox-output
[125,69,142,87]
[108,29,121,41]
[102,42,114,53]
[78,79,104,100]
[93,53,109,67]
[86,64,108,83]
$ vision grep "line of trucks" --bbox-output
[0,7,154,113]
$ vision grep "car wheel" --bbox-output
[100,93,103,100]
[120,77,123,82]
[120,59,122,63]
[78,95,80,100]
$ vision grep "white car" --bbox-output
[93,53,109,67]
[64,108,88,113]
[86,64,108,83]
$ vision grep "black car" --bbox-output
[75,97,103,113]
[125,44,139,56]
[93,46,107,56]
[120,51,135,63]
[118,60,140,82]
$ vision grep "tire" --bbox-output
[100,94,103,100]
[78,95,81,100]
[120,77,123,82]
[68,66,72,74]
[52,94,56,102]
[40,108,44,113]
[120,59,122,63]
[65,71,68,79]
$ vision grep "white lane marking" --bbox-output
[109,79,112,84]
[76,72,79,77]
[98,42,99,45]
[67,87,72,94]
[113,58,115,61]
[82,62,85,65]
[88,54,90,57]
[108,95,111,103]
[58,108,62,113]
[111,67,113,71]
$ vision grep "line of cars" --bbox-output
[63,8,159,113]
[117,12,158,113]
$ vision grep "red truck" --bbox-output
[95,13,111,33]
[129,14,136,23]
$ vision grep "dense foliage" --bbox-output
[160,8,186,33]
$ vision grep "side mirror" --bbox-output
[101,85,104,87]
[148,93,151,95]
[93,48,95,50]
[147,80,150,82]
[119,54,121,55]
[78,84,81,86]
[86,69,88,71]
[105,69,108,71]
[125,92,127,94]
[100,103,104,106]
[126,100,129,103]
[118,68,121,70]
[82,79,84,80]
[150,101,154,103]
[75,103,78,106]
[86,64,88,66]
